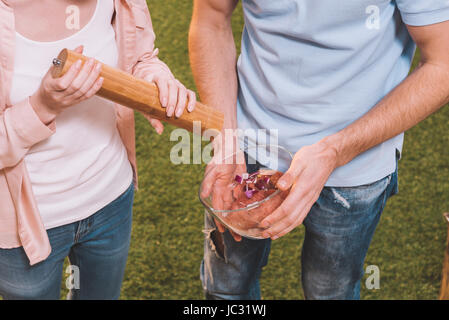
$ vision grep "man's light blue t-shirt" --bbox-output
[237,0,449,186]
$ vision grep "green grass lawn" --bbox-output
[66,0,449,299]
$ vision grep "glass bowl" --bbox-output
[199,144,293,239]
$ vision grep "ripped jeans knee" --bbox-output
[201,211,272,300]
[204,227,226,262]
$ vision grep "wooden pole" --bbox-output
[51,49,223,134]
[439,212,449,300]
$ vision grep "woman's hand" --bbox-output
[30,46,103,125]
[141,73,196,135]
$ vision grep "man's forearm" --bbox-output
[188,12,238,131]
[323,61,449,168]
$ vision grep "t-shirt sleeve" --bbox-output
[395,0,449,26]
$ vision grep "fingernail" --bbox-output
[162,98,167,107]
[261,221,270,228]
[278,181,287,189]
[167,106,174,117]
[95,63,101,71]
[262,232,270,238]
[272,235,279,240]
[175,109,182,118]
[76,60,82,68]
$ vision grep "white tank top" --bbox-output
[9,0,133,229]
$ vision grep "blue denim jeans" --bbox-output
[0,182,134,300]
[201,155,399,300]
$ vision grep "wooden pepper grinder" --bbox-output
[51,49,223,134]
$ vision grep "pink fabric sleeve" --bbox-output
[130,1,175,81]
[0,97,55,170]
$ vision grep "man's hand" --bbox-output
[201,138,246,241]
[260,140,338,240]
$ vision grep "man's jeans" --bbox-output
[201,157,398,300]
[0,183,134,300]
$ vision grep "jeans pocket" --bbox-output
[319,174,392,215]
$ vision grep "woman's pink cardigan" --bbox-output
[0,0,173,265]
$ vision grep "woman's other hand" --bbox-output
[30,46,103,125]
